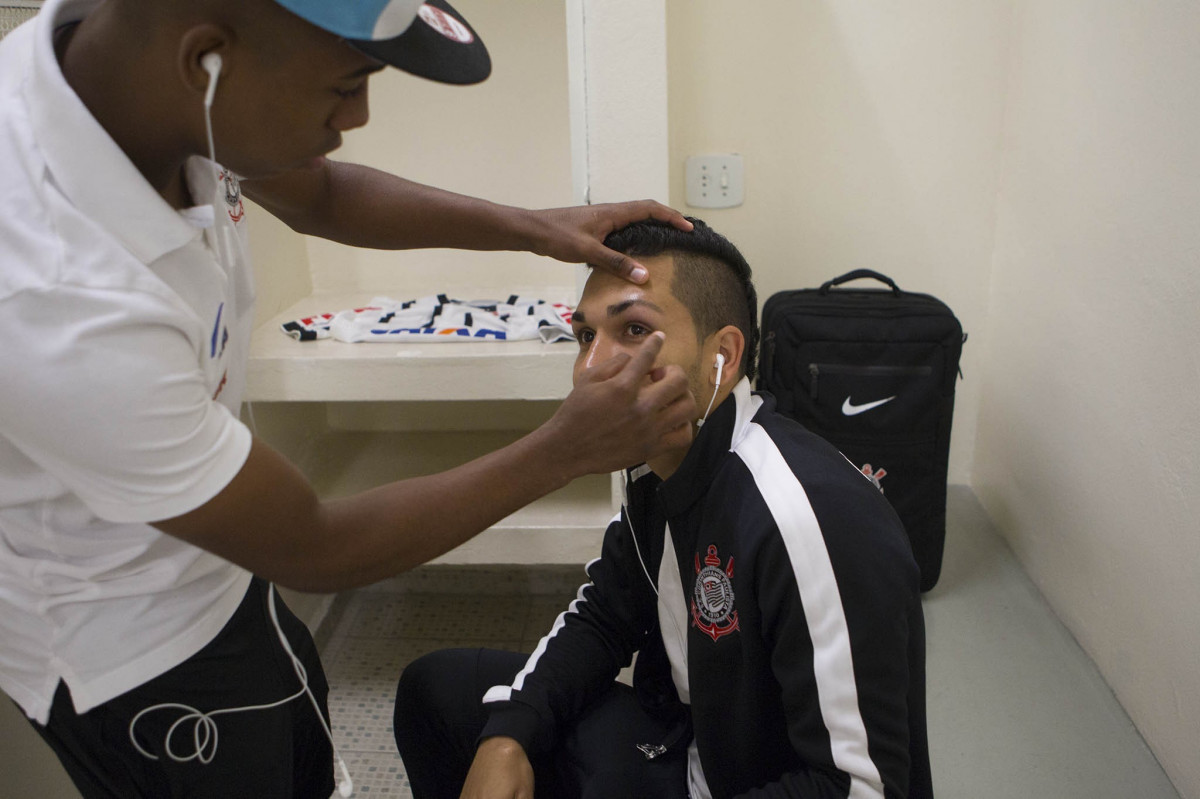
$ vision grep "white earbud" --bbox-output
[197,49,233,262]
[201,52,222,109]
[697,353,727,428]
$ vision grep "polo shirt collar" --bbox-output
[25,0,200,264]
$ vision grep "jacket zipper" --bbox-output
[625,481,696,763]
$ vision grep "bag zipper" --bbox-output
[808,363,933,400]
[762,330,776,381]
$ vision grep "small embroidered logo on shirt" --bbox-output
[219,169,245,224]
[691,544,739,642]
[860,463,888,492]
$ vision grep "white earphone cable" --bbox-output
[200,54,237,267]
[624,489,689,647]
[696,353,725,429]
[267,586,354,799]
[128,585,354,797]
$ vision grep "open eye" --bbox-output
[625,322,652,338]
[575,329,595,345]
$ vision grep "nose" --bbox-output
[329,87,370,132]
[581,334,623,372]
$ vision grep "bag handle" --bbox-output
[818,269,901,296]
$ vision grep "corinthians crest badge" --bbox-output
[219,169,245,224]
[691,544,740,642]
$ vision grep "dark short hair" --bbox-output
[603,217,759,381]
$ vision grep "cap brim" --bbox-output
[348,0,491,86]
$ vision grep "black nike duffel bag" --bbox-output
[757,269,965,592]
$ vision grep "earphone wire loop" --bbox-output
[126,585,353,795]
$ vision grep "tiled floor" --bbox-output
[320,568,583,797]
[320,486,1184,799]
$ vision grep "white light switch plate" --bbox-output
[685,153,744,208]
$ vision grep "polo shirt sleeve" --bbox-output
[0,282,251,524]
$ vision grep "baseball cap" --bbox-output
[272,0,491,85]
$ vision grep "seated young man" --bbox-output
[393,219,933,799]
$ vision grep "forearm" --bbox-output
[157,424,577,594]
[243,159,693,278]
[245,160,541,252]
[311,424,574,588]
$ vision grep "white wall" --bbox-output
[246,197,313,327]
[297,0,576,301]
[566,0,668,205]
[974,2,1200,796]
[666,0,1013,484]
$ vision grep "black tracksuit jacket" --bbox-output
[480,381,933,798]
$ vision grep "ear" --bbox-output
[709,325,746,388]
[177,24,234,102]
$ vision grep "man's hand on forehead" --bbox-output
[527,202,692,284]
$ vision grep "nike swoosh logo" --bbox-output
[842,396,896,416]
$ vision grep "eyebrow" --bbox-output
[573,298,665,325]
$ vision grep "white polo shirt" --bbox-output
[0,0,256,724]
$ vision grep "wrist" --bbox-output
[521,419,585,487]
[477,735,526,757]
[496,205,549,256]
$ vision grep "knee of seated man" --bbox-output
[394,648,479,730]
[395,649,455,729]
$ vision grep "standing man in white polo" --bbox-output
[0,0,697,795]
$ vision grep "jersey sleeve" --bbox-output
[479,509,659,755]
[0,283,251,524]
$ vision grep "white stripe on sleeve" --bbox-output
[482,557,602,704]
[735,424,885,799]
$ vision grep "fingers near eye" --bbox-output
[626,332,665,378]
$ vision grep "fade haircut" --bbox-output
[603,217,759,382]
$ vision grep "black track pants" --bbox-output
[28,578,334,799]
[394,648,689,799]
